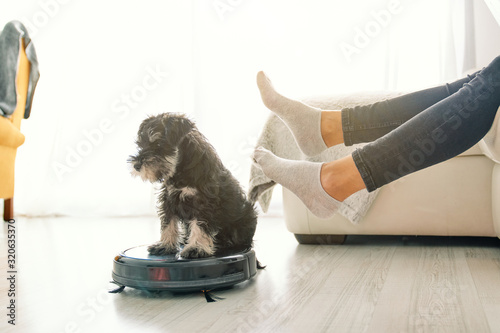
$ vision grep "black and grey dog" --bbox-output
[129,113,258,259]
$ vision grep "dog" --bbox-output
[129,113,258,259]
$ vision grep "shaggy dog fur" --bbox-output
[129,113,258,259]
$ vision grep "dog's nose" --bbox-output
[134,163,142,171]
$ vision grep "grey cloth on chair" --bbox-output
[0,20,40,119]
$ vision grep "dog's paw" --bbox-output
[147,242,178,256]
[180,246,213,259]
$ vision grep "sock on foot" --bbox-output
[256,71,328,157]
[252,147,340,219]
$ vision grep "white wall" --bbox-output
[0,0,488,217]
[474,0,500,67]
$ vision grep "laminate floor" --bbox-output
[1,216,500,333]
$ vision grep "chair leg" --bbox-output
[4,198,13,221]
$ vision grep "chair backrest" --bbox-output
[10,38,30,129]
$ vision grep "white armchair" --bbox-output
[279,95,500,244]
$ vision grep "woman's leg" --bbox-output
[355,56,500,192]
[257,71,477,156]
[256,71,328,156]
[253,147,344,219]
[341,74,476,145]
[254,56,500,218]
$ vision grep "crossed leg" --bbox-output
[253,72,365,218]
[253,56,500,218]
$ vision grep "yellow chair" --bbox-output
[0,39,30,221]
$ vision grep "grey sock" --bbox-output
[256,71,328,157]
[252,147,340,219]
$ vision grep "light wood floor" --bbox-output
[1,216,500,333]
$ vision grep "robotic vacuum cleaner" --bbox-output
[110,245,258,293]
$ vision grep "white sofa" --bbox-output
[280,97,500,244]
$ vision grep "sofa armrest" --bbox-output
[478,106,500,164]
[492,165,500,238]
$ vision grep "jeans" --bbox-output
[341,56,500,192]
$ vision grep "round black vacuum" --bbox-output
[111,245,257,293]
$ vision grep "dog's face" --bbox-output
[129,113,194,182]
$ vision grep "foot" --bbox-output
[252,147,341,219]
[180,245,213,259]
[256,71,328,157]
[148,241,178,256]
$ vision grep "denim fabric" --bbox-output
[342,56,500,192]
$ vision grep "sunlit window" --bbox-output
[0,0,489,216]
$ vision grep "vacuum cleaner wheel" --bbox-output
[111,245,257,292]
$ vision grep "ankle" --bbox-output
[320,156,366,201]
[321,111,344,147]
[320,163,345,201]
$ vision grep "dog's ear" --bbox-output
[162,114,195,146]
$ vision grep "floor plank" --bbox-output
[1,218,499,333]
[465,246,500,332]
